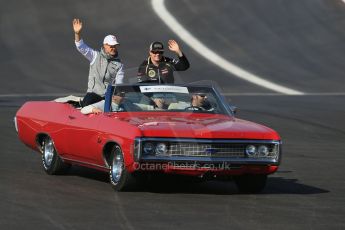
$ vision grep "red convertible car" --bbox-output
[14,83,281,193]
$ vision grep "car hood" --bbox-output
[115,113,280,140]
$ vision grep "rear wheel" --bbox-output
[109,145,135,191]
[234,174,267,194]
[42,136,70,175]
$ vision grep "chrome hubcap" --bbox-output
[44,139,54,166]
[111,149,124,184]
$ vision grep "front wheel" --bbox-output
[42,136,70,175]
[234,174,267,194]
[109,145,135,191]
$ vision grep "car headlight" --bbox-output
[258,145,269,157]
[245,145,256,157]
[155,143,168,155]
[143,142,155,155]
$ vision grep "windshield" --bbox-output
[110,84,232,115]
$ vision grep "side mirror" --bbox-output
[229,105,237,115]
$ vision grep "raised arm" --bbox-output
[168,39,183,57]
[73,18,82,42]
[168,39,190,71]
[72,18,97,63]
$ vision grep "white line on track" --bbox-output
[151,0,304,95]
[4,1,345,100]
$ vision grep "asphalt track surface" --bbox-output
[1,0,345,229]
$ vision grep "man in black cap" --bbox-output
[188,91,213,111]
[137,40,190,84]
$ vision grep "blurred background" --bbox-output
[1,0,345,95]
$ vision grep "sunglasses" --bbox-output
[114,92,125,97]
[151,51,164,54]
[107,45,117,49]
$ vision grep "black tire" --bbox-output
[109,145,135,191]
[42,136,70,175]
[234,174,267,194]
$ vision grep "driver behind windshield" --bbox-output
[150,93,177,110]
[137,40,190,84]
[189,92,213,111]
[151,93,168,110]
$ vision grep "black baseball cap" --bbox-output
[150,41,164,51]
[191,89,208,97]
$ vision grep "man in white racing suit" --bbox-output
[73,18,124,106]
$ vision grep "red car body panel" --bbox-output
[16,100,281,176]
[112,112,280,140]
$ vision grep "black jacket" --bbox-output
[137,54,190,83]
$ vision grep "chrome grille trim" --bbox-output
[168,143,247,157]
[136,138,281,162]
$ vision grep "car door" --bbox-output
[63,108,104,165]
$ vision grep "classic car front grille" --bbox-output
[167,143,245,158]
[135,138,281,162]
[159,142,278,158]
